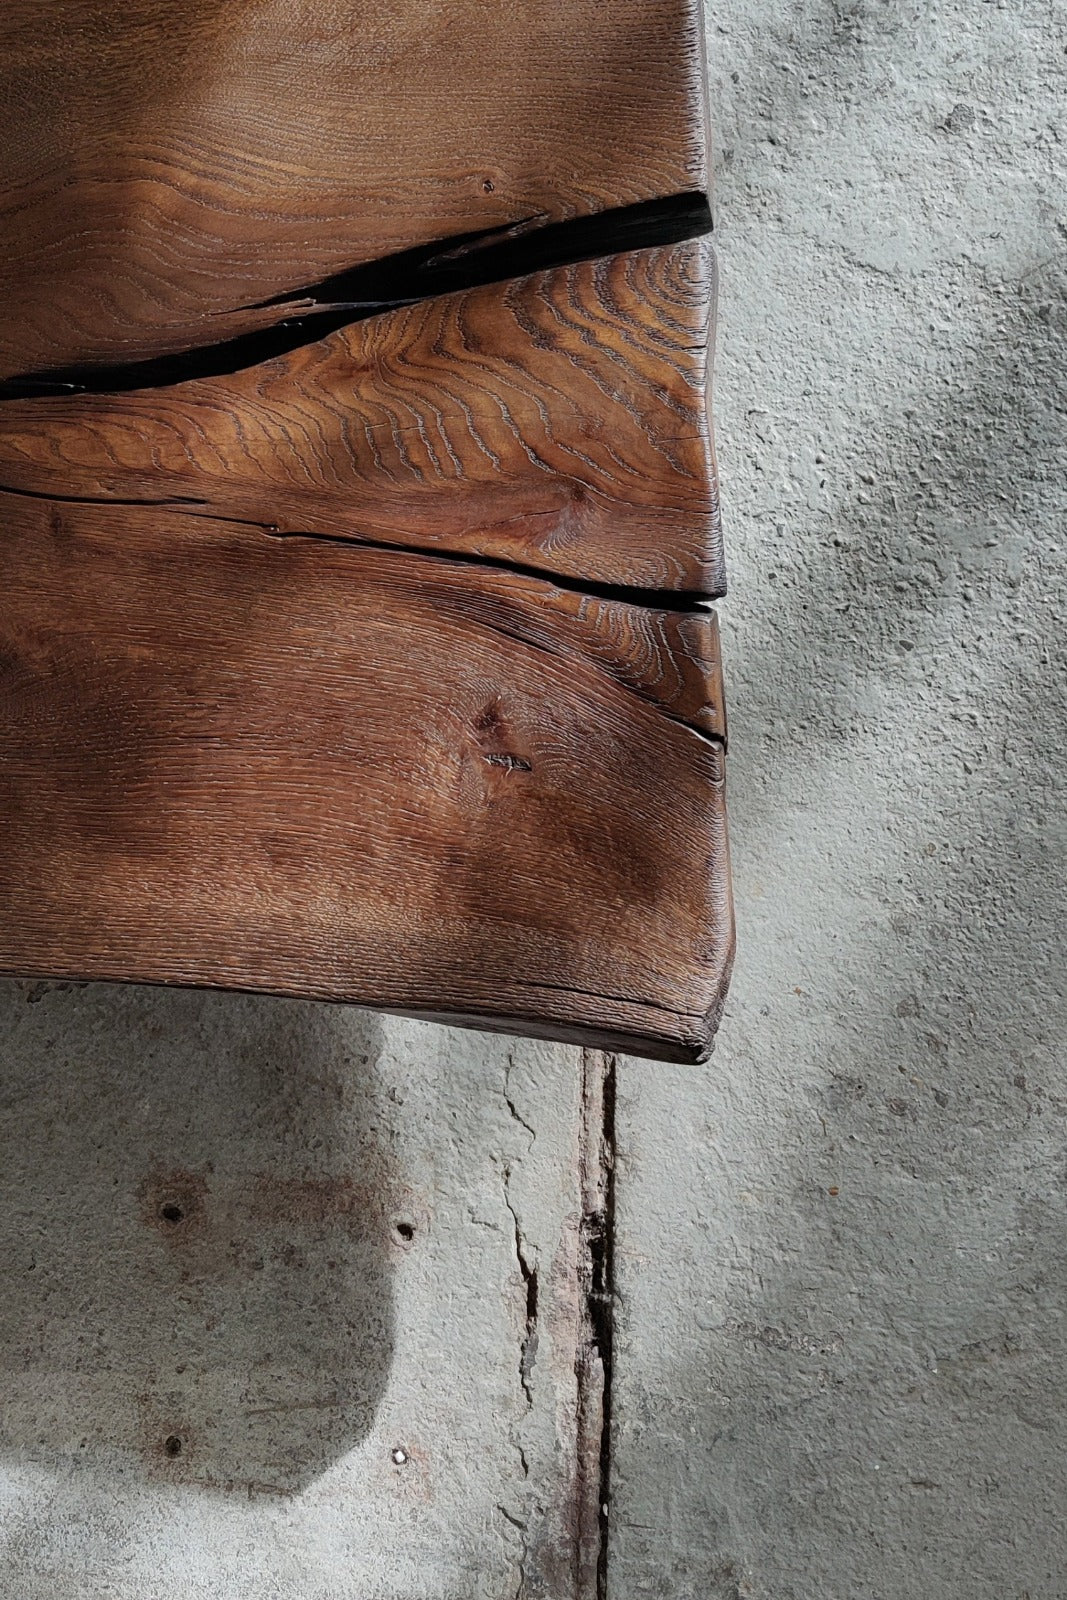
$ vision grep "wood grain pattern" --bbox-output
[0,5,733,1058]
[0,491,732,1062]
[0,243,721,593]
[0,0,710,377]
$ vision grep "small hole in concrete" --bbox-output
[160,1203,184,1224]
[164,1435,183,1457]
[395,1220,415,1243]
[391,1447,408,1465]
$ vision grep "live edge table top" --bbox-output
[0,0,733,1063]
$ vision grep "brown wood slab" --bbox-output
[0,243,721,594]
[0,0,711,378]
[0,491,732,1062]
[0,8,733,1059]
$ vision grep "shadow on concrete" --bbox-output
[0,981,398,1496]
[608,5,1067,1593]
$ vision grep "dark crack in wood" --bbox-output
[0,195,711,400]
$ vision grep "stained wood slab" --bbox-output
[0,3,733,1060]
[0,0,711,378]
[0,243,721,594]
[0,492,732,1062]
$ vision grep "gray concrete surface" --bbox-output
[0,1,1064,1596]
[0,989,599,1597]
[610,0,1066,1595]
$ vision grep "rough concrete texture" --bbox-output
[610,0,1066,1595]
[0,986,603,1598]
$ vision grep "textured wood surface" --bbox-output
[0,0,710,378]
[0,243,720,593]
[0,492,731,1062]
[0,4,733,1060]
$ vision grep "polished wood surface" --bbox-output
[0,0,710,378]
[0,244,721,592]
[0,3,733,1061]
[0,493,731,1062]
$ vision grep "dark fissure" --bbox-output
[0,192,712,400]
[587,1055,616,1600]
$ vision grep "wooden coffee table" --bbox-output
[0,0,733,1061]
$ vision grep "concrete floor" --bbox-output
[611,0,1067,1594]
[0,0,1064,1595]
[0,990,603,1597]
